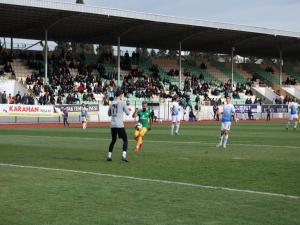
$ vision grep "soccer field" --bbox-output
[0,122,299,225]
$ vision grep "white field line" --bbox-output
[0,163,298,200]
[3,134,300,149]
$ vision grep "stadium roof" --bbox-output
[0,0,300,58]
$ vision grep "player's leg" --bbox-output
[217,122,226,147]
[82,117,85,129]
[134,129,142,152]
[222,122,231,148]
[63,118,66,127]
[171,120,175,135]
[293,117,298,130]
[107,128,117,161]
[222,130,229,148]
[286,117,292,130]
[139,127,147,150]
[216,130,224,147]
[119,128,129,162]
[175,116,180,135]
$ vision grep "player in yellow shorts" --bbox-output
[133,101,152,152]
[134,123,147,152]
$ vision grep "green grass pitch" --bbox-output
[0,122,299,225]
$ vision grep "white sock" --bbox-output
[294,121,298,129]
[175,123,180,133]
[122,151,127,159]
[287,121,291,129]
[219,135,224,145]
[171,124,175,134]
[108,152,112,158]
[223,135,228,146]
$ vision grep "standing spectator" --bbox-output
[62,107,69,127]
[150,109,156,123]
[189,109,196,122]
[8,93,13,104]
[266,107,271,121]
[15,91,21,104]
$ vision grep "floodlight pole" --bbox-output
[117,36,121,87]
[179,41,182,90]
[231,47,235,90]
[44,29,48,85]
[279,50,283,86]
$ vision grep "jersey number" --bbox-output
[111,104,118,116]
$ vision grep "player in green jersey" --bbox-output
[132,101,152,152]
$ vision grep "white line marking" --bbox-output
[3,134,300,149]
[0,163,298,200]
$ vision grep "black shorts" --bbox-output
[111,127,128,140]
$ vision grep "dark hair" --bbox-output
[115,89,123,97]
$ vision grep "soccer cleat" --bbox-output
[175,132,179,135]
[107,157,112,161]
[216,143,222,148]
[223,144,227,149]
[121,157,129,162]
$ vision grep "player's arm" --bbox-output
[108,104,112,116]
[123,102,131,116]
[132,108,139,118]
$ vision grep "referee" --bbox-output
[107,89,131,162]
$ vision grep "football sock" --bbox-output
[171,124,175,134]
[122,151,127,159]
[219,135,224,145]
[223,135,228,146]
[294,121,298,129]
[108,152,112,158]
[286,121,291,129]
[175,123,180,133]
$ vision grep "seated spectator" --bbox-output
[200,62,207,69]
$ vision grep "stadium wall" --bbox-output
[0,103,290,124]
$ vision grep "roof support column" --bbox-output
[179,41,182,90]
[117,36,121,87]
[231,47,235,90]
[10,37,13,55]
[44,29,48,85]
[279,50,283,86]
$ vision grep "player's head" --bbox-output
[142,101,147,111]
[115,89,123,98]
[226,96,231,104]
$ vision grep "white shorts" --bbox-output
[172,115,180,123]
[289,114,298,120]
[221,122,232,131]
